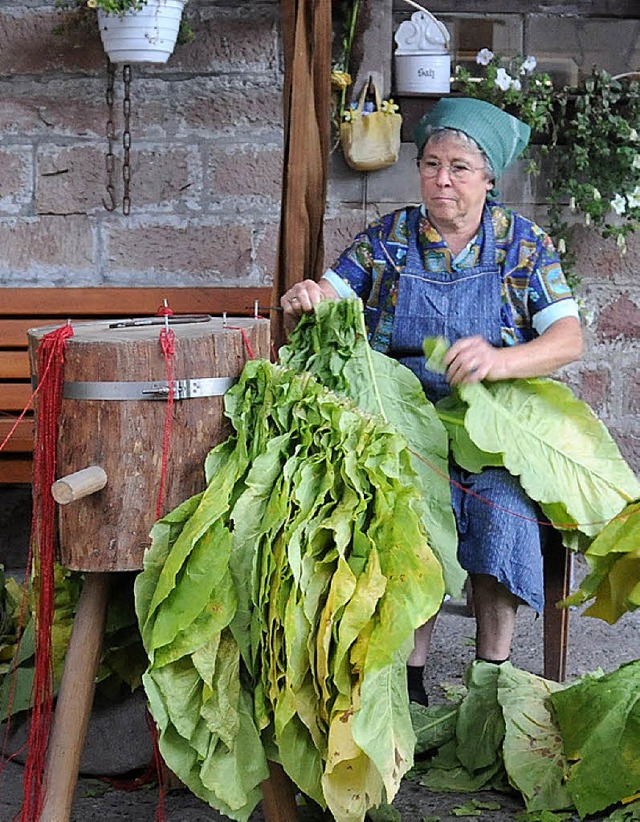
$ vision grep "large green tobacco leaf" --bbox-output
[456,662,504,774]
[549,660,640,817]
[435,394,504,473]
[424,336,640,542]
[562,500,640,623]
[136,357,445,822]
[457,378,640,538]
[496,665,572,812]
[281,299,463,596]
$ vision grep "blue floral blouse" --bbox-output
[323,204,579,354]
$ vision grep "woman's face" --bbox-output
[418,134,493,231]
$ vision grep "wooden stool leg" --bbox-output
[41,572,111,821]
[543,534,572,682]
[260,760,299,822]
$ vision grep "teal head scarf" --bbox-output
[413,97,531,179]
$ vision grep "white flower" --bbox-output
[521,55,537,73]
[557,238,566,254]
[494,68,513,91]
[616,232,627,254]
[627,185,640,208]
[592,187,601,200]
[629,128,639,142]
[632,154,640,169]
[585,213,591,226]
[476,48,494,66]
[569,197,576,212]
[611,193,627,215]
[511,78,522,92]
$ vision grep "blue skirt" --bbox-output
[449,465,545,612]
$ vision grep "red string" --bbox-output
[0,336,64,772]
[409,447,628,531]
[146,711,167,822]
[19,324,74,822]
[155,326,176,522]
[0,333,73,787]
[224,326,256,360]
[148,314,177,822]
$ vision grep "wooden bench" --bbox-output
[0,286,272,484]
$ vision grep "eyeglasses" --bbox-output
[418,159,485,180]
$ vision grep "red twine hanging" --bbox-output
[19,323,74,822]
[156,326,176,521]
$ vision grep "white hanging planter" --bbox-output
[97,0,187,65]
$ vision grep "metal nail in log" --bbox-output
[27,309,270,822]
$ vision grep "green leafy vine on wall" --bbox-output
[455,51,640,287]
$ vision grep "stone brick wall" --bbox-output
[0,0,282,289]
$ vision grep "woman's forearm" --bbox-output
[492,316,584,380]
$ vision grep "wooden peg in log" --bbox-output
[51,466,108,505]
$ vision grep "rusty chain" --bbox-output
[103,61,133,215]
[122,63,132,216]
[103,59,117,212]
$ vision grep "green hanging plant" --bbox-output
[547,69,640,274]
[453,52,640,288]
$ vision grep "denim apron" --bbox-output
[389,206,544,610]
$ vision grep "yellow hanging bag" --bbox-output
[339,80,402,172]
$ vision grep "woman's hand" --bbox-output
[444,336,502,385]
[281,279,338,320]
[444,318,583,386]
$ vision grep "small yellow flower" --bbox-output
[87,0,98,7]
[381,99,399,115]
[331,71,352,91]
[342,109,355,123]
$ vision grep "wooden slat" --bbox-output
[0,418,34,452]
[0,319,37,347]
[0,287,272,317]
[3,382,37,412]
[0,350,29,379]
[0,457,32,484]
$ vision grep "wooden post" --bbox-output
[543,532,572,682]
[41,573,111,821]
[261,761,300,822]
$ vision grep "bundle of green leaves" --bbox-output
[136,300,638,820]
[135,349,445,820]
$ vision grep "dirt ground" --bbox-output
[1,555,638,822]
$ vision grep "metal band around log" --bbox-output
[62,377,237,401]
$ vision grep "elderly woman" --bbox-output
[281,97,583,704]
